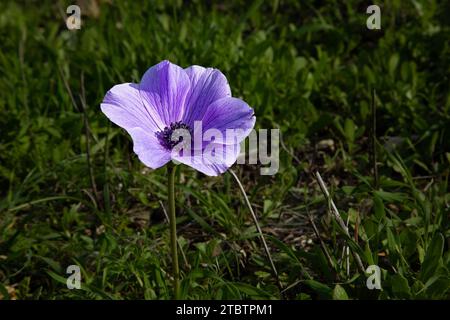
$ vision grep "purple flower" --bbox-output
[101,60,255,176]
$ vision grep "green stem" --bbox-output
[168,163,180,299]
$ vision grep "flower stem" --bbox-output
[168,163,180,299]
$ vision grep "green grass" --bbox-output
[0,0,449,300]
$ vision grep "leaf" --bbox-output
[268,235,312,279]
[391,274,411,298]
[47,270,68,286]
[373,195,385,220]
[386,227,399,258]
[263,199,273,215]
[186,208,218,236]
[231,282,272,299]
[294,56,307,72]
[138,192,150,206]
[373,190,406,202]
[303,72,314,96]
[304,280,332,299]
[332,284,349,300]
[37,256,62,273]
[420,233,444,281]
[344,118,355,144]
[416,271,449,298]
[424,274,450,298]
[388,53,399,77]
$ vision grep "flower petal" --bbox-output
[129,127,171,169]
[139,60,191,126]
[182,66,231,126]
[173,143,240,176]
[101,83,165,133]
[197,97,255,145]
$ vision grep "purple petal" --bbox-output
[182,66,231,126]
[101,83,165,133]
[129,127,171,169]
[197,97,255,145]
[173,143,240,176]
[139,60,191,126]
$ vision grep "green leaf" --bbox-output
[391,274,411,299]
[373,190,406,202]
[47,270,68,286]
[332,284,349,300]
[388,53,399,77]
[373,195,385,220]
[386,227,399,252]
[268,235,312,279]
[37,256,62,273]
[344,118,355,143]
[263,199,273,215]
[186,208,218,236]
[424,274,450,298]
[420,233,444,281]
[231,282,272,299]
[304,280,332,299]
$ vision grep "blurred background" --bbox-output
[0,0,449,299]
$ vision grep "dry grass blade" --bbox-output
[315,171,365,273]
[308,214,334,270]
[229,169,283,292]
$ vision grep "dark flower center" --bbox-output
[156,121,192,150]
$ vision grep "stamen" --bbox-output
[156,121,192,150]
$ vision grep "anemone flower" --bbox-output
[101,60,255,176]
[100,60,255,299]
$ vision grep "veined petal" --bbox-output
[198,97,255,145]
[101,83,165,133]
[129,127,171,169]
[139,60,191,126]
[173,143,240,176]
[182,66,231,126]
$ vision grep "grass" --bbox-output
[0,0,449,300]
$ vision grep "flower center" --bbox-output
[156,121,192,150]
